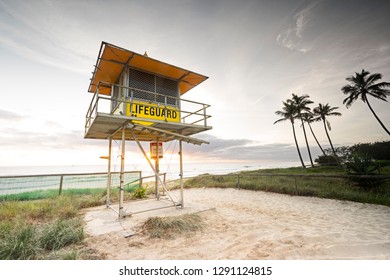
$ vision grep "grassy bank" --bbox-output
[0,192,107,260]
[185,166,390,206]
[0,183,149,260]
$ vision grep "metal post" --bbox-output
[155,139,160,200]
[106,137,112,207]
[179,140,184,208]
[162,173,166,195]
[110,84,114,113]
[119,126,126,219]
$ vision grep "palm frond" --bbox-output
[341,69,390,107]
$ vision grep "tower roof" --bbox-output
[88,42,208,95]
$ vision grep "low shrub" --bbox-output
[345,154,385,189]
[132,185,148,199]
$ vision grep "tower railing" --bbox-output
[85,81,211,135]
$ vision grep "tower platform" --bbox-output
[84,84,212,145]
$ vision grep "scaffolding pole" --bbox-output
[179,140,184,208]
[155,139,160,200]
[106,137,112,207]
[119,126,126,219]
[128,127,179,208]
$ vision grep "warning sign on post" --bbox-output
[150,142,163,159]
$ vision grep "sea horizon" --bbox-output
[0,161,301,179]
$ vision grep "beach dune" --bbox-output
[84,188,390,259]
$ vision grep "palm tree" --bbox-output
[274,101,306,168]
[301,112,326,156]
[313,103,342,165]
[341,69,390,136]
[288,94,314,167]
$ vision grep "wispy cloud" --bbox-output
[276,1,321,53]
[184,134,303,162]
[0,108,24,121]
[0,0,94,73]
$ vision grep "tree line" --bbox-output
[274,69,390,168]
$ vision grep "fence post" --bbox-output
[294,176,298,195]
[237,175,240,189]
[59,175,64,196]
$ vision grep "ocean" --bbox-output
[0,161,300,179]
[0,161,300,196]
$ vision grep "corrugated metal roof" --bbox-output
[88,42,208,95]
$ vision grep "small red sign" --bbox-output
[150,142,163,159]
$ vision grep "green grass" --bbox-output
[0,191,108,260]
[185,166,390,206]
[141,213,204,239]
[0,218,84,260]
[0,180,146,260]
[39,218,84,251]
[0,222,40,260]
[0,181,140,202]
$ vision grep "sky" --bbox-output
[0,0,390,169]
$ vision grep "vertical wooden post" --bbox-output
[59,176,63,196]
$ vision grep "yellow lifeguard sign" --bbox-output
[127,100,180,126]
[84,42,212,219]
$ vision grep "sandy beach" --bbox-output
[84,188,390,259]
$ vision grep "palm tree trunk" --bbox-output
[301,119,314,167]
[322,120,341,166]
[366,98,390,136]
[308,122,326,155]
[291,121,306,168]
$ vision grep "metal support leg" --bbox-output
[106,137,112,207]
[179,140,184,208]
[119,126,126,219]
[155,139,160,200]
[128,127,178,208]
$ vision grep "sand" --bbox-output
[83,188,390,259]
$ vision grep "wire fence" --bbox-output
[0,171,141,200]
[184,173,390,206]
[233,173,390,192]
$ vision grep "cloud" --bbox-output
[0,1,93,73]
[184,134,302,162]
[276,1,320,53]
[0,108,24,121]
[0,125,105,150]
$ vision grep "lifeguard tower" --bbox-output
[84,42,211,218]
